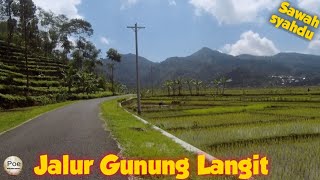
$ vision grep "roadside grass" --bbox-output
[100,99,232,180]
[101,99,190,158]
[0,101,75,133]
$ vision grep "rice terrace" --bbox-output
[123,87,320,179]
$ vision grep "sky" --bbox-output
[33,0,320,62]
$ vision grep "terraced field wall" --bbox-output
[0,40,66,109]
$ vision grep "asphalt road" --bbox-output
[0,96,127,180]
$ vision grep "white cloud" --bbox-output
[298,0,320,15]
[100,37,111,45]
[307,35,320,55]
[189,0,280,24]
[169,0,177,6]
[33,0,82,18]
[121,0,139,10]
[222,31,280,56]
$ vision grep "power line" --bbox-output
[127,23,145,115]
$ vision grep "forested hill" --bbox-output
[106,47,320,88]
[104,54,158,88]
[0,0,114,109]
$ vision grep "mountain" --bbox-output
[159,47,237,81]
[102,54,159,88]
[101,48,320,88]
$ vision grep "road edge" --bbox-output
[119,100,217,162]
[0,101,79,137]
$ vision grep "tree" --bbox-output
[150,65,154,96]
[172,81,177,96]
[185,79,194,95]
[65,40,103,94]
[5,0,17,45]
[38,8,60,57]
[164,80,173,96]
[62,66,77,93]
[117,84,128,94]
[175,77,183,96]
[106,48,121,95]
[62,18,93,37]
[72,37,86,70]
[220,76,228,95]
[97,76,107,91]
[60,34,72,61]
[71,37,101,72]
[213,79,221,96]
[57,17,93,62]
[193,80,202,95]
[17,0,37,94]
[0,0,17,61]
[82,41,101,73]
[69,38,102,94]
[113,82,127,94]
[75,71,97,94]
[0,1,5,20]
[62,18,93,52]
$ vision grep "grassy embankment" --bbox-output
[101,98,233,180]
[0,101,75,133]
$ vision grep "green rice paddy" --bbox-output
[124,87,320,179]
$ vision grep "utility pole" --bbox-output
[127,23,145,115]
[150,65,154,97]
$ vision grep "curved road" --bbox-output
[0,97,127,180]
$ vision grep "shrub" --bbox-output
[0,93,35,109]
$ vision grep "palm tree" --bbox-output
[193,80,202,96]
[185,79,194,95]
[106,48,121,95]
[175,77,183,96]
[220,76,227,95]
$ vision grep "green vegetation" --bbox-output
[0,101,74,133]
[0,40,113,109]
[101,98,190,158]
[146,75,320,98]
[106,48,122,95]
[101,98,231,180]
[124,87,320,179]
[0,0,123,109]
